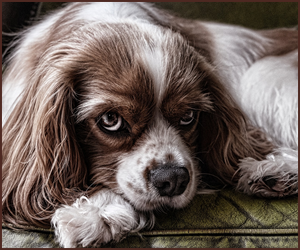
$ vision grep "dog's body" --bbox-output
[2,2,298,247]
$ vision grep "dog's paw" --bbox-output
[236,149,298,198]
[51,190,154,247]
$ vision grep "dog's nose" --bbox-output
[149,164,190,197]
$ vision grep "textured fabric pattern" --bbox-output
[109,235,298,248]
[108,189,298,248]
[2,189,298,248]
[2,228,59,248]
[153,189,298,230]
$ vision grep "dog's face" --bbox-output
[62,22,214,210]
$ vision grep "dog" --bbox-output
[2,2,298,248]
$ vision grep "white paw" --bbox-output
[236,148,298,198]
[51,190,154,247]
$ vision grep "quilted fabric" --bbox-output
[108,189,298,248]
[2,189,298,248]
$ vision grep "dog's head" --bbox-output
[63,22,214,210]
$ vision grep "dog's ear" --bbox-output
[2,57,88,228]
[197,74,274,187]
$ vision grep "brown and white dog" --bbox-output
[2,2,298,248]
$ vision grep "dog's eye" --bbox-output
[179,110,195,126]
[98,112,123,131]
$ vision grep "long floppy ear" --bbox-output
[197,73,274,187]
[2,56,88,229]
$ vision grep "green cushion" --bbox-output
[2,189,297,248]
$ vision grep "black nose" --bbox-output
[149,164,190,197]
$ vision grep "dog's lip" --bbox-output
[131,190,195,211]
[120,193,179,211]
[118,169,197,211]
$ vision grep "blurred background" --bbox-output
[40,2,298,29]
[2,2,298,59]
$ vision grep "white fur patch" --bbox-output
[139,47,166,105]
[239,50,298,148]
[137,26,168,106]
[2,81,24,125]
[76,2,154,24]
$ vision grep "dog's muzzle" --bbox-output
[148,164,190,197]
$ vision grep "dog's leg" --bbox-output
[236,148,298,198]
[51,189,154,248]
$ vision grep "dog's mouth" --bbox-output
[116,156,198,211]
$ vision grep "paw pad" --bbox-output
[262,176,277,188]
[248,174,298,198]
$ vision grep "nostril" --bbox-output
[178,180,189,193]
[149,164,190,197]
[158,182,170,190]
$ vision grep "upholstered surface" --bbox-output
[2,189,298,248]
